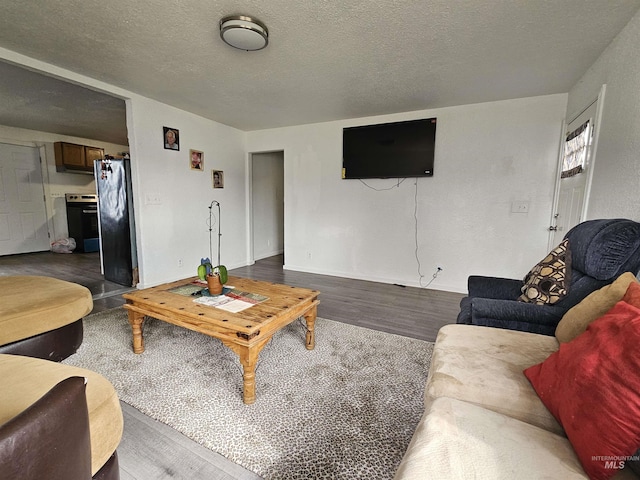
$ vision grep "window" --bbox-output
[561,120,590,178]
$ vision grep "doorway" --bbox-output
[250,151,284,264]
[0,59,133,288]
[549,86,605,247]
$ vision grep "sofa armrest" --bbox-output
[469,297,567,336]
[467,275,524,299]
[0,376,92,480]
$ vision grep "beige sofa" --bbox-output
[395,272,640,479]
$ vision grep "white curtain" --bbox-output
[561,120,590,178]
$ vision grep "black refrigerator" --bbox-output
[94,158,138,287]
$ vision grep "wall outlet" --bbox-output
[511,201,530,213]
[178,258,183,268]
[307,251,312,259]
[145,193,162,205]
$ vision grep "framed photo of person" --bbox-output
[212,170,224,188]
[190,149,204,170]
[163,127,180,151]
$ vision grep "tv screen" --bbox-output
[342,118,436,179]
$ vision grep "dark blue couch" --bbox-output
[456,218,640,335]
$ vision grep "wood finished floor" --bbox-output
[232,255,464,342]
[0,251,464,480]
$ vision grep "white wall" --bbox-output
[247,94,567,292]
[126,96,247,287]
[566,10,640,222]
[0,124,128,241]
[251,151,284,260]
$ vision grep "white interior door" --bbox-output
[551,172,586,246]
[550,87,604,247]
[0,143,50,255]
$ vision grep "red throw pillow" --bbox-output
[524,300,640,479]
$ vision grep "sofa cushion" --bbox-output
[0,354,123,476]
[519,239,572,305]
[425,324,562,434]
[393,397,587,480]
[555,272,638,343]
[524,298,640,480]
[0,276,93,345]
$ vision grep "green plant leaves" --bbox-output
[216,265,228,284]
[197,264,207,280]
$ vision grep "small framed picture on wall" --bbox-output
[190,149,204,170]
[212,170,224,188]
[163,127,180,151]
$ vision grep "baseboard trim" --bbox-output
[283,263,465,294]
[254,249,284,262]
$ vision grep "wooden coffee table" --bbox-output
[123,276,320,404]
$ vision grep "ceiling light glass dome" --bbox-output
[219,15,269,51]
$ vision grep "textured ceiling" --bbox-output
[0,0,639,144]
[0,61,127,145]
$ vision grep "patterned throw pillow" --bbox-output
[519,239,571,305]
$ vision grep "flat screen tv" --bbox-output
[342,118,436,179]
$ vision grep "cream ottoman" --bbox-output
[0,275,93,361]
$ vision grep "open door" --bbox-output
[549,85,605,248]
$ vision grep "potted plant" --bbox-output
[197,260,228,295]
[196,200,227,295]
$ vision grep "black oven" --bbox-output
[65,193,99,252]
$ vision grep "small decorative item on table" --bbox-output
[197,258,228,296]
[206,273,223,295]
[198,200,227,295]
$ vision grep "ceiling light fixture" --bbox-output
[219,15,269,51]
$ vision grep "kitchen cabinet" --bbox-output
[84,146,104,168]
[54,142,104,173]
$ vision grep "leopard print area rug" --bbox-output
[65,307,434,479]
